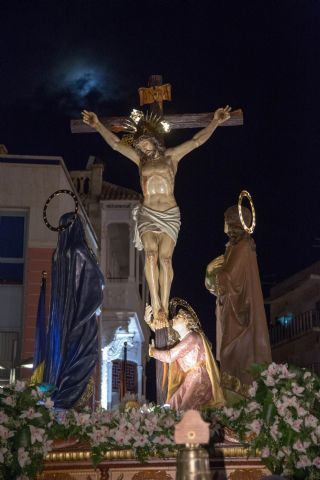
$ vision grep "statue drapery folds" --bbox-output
[206,205,272,394]
[43,212,104,409]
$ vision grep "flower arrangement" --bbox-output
[0,381,180,479]
[0,381,55,480]
[219,363,320,479]
[53,403,180,465]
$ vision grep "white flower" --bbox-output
[153,434,171,445]
[264,375,276,387]
[20,407,42,419]
[313,457,320,469]
[2,395,15,406]
[133,434,149,447]
[0,447,8,463]
[14,380,26,392]
[0,425,14,440]
[223,407,240,420]
[246,401,262,413]
[296,455,312,469]
[282,446,291,456]
[293,440,311,453]
[303,371,311,380]
[0,411,9,424]
[43,397,54,409]
[296,406,307,417]
[17,447,31,468]
[261,447,270,458]
[304,415,318,428]
[287,418,303,433]
[247,419,262,435]
[270,422,281,441]
[248,381,258,397]
[291,383,304,396]
[29,425,45,444]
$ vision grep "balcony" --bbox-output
[269,310,320,346]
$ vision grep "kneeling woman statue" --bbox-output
[148,298,225,410]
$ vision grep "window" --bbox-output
[276,313,294,327]
[0,213,26,284]
[106,223,130,279]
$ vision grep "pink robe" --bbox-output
[153,332,215,410]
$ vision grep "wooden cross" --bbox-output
[70,74,243,134]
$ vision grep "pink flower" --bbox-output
[270,422,281,441]
[291,383,304,396]
[20,407,42,419]
[17,447,30,468]
[248,381,258,397]
[247,419,262,435]
[2,395,15,406]
[297,406,307,417]
[223,407,240,420]
[282,446,291,456]
[0,411,9,424]
[89,429,106,445]
[14,380,26,392]
[293,440,311,453]
[29,425,45,444]
[246,401,262,413]
[264,375,276,387]
[304,415,318,428]
[313,457,320,469]
[153,434,171,445]
[296,455,312,469]
[287,417,303,433]
[261,447,270,458]
[0,447,8,463]
[44,397,54,409]
[134,434,148,447]
[0,425,14,440]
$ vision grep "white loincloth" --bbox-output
[132,205,181,251]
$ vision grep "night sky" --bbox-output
[1,0,320,341]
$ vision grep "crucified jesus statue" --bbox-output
[82,106,231,324]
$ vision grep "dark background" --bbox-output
[1,0,320,343]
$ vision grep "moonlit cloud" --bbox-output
[32,55,125,115]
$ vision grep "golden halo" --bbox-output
[43,190,79,232]
[238,190,256,234]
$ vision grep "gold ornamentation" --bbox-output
[74,376,94,409]
[221,371,250,397]
[238,190,256,234]
[229,468,266,480]
[43,189,79,232]
[38,471,99,479]
[121,110,171,145]
[132,470,173,480]
[138,84,172,106]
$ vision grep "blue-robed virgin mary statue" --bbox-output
[43,212,104,409]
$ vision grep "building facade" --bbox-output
[0,153,97,385]
[267,261,320,375]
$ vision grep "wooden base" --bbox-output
[38,442,270,480]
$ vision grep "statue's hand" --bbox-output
[149,339,155,358]
[82,110,99,128]
[214,106,231,124]
[207,255,225,273]
[144,304,153,326]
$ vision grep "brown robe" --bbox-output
[206,235,272,388]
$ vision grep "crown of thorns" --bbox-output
[121,109,170,144]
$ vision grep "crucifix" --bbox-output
[76,75,243,404]
[71,75,243,133]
